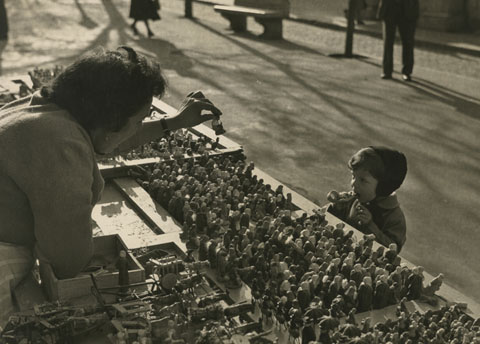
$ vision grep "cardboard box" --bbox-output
[40,234,145,301]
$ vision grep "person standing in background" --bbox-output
[344,0,367,25]
[377,0,419,81]
[129,0,161,38]
[0,0,8,40]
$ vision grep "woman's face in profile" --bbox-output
[91,99,152,154]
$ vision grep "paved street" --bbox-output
[1,0,480,305]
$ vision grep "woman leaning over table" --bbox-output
[0,45,221,323]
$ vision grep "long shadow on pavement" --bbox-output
[189,19,394,143]
[40,0,195,82]
[74,0,98,29]
[35,0,132,67]
[358,57,480,122]
[102,0,197,80]
[404,79,480,122]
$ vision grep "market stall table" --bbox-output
[8,96,480,344]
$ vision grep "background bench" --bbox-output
[214,2,289,40]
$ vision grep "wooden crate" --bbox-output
[39,234,145,301]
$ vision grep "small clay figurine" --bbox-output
[207,241,218,269]
[344,285,357,312]
[356,276,373,313]
[240,208,251,229]
[211,115,226,135]
[198,235,209,261]
[216,248,228,282]
[116,250,129,294]
[423,273,444,297]
[384,243,398,265]
[420,273,444,306]
[296,283,311,311]
[373,275,389,310]
[350,263,365,287]
[301,317,316,344]
[406,266,424,300]
[195,205,208,234]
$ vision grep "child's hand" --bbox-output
[348,201,372,226]
[327,190,356,203]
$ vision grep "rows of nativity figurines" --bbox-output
[304,301,480,344]
[97,126,224,164]
[126,152,469,341]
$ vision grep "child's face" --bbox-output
[350,168,378,203]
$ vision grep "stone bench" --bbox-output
[213,5,286,39]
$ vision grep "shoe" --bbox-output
[147,30,155,38]
[381,73,392,79]
[402,74,412,81]
[131,24,139,36]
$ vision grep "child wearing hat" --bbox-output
[327,146,408,252]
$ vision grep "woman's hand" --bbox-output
[168,91,222,130]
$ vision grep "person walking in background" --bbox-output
[129,0,161,38]
[377,0,419,81]
[0,0,8,40]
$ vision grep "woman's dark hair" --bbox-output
[41,46,167,132]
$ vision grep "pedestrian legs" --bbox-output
[143,20,154,38]
[398,20,416,76]
[382,19,397,77]
[131,19,139,35]
[0,0,8,40]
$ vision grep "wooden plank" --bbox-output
[213,5,284,17]
[151,97,242,150]
[122,232,187,252]
[152,97,177,115]
[112,177,182,235]
[98,146,243,179]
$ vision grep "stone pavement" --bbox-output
[1,0,480,307]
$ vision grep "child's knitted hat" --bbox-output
[370,146,408,197]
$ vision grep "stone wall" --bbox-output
[287,0,476,32]
[418,0,467,32]
[467,0,480,30]
[364,0,380,20]
[364,0,471,32]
